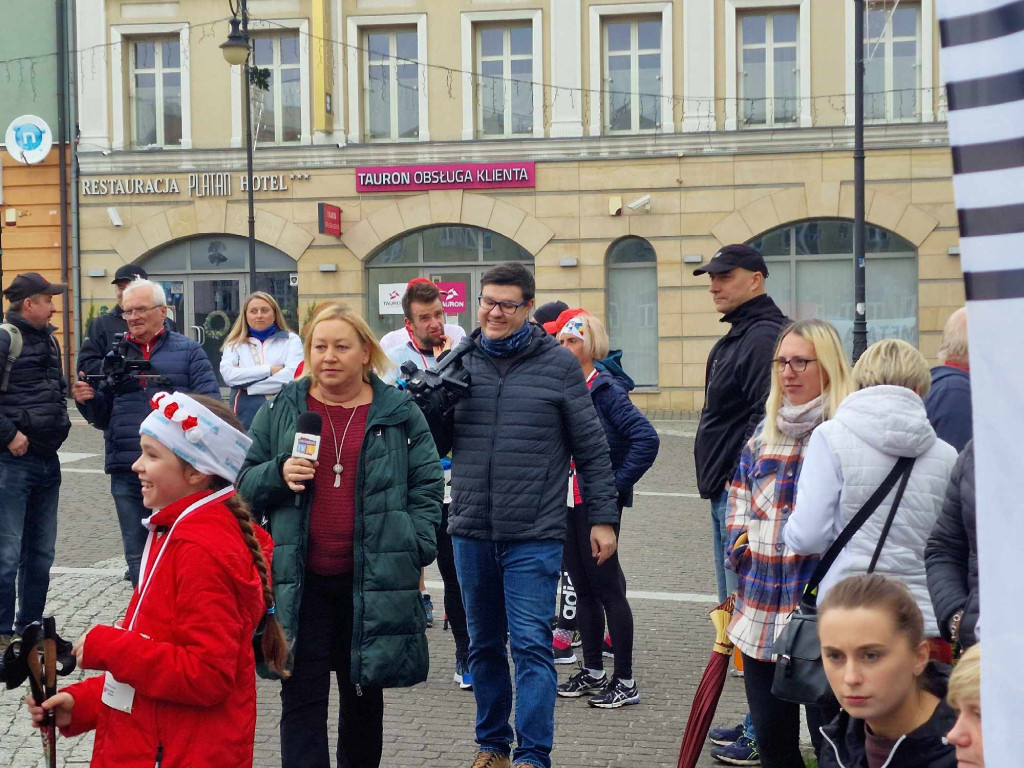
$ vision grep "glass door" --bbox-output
[192,278,243,386]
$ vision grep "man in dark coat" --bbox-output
[436,263,618,768]
[693,244,787,603]
[0,273,72,648]
[71,278,219,586]
[924,307,971,452]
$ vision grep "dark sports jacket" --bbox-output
[0,311,71,457]
[924,366,972,452]
[442,326,619,541]
[590,371,659,508]
[694,294,787,498]
[926,441,978,648]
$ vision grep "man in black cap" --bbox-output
[693,244,787,603]
[0,273,72,652]
[78,263,157,377]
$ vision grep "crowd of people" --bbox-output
[0,247,984,768]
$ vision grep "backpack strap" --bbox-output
[0,323,24,393]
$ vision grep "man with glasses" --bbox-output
[693,244,786,766]
[434,262,619,768]
[71,278,219,586]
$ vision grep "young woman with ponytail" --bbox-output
[25,392,284,768]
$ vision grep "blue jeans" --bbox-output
[453,536,563,768]
[0,453,61,634]
[111,472,149,587]
[710,489,738,603]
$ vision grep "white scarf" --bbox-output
[776,393,825,439]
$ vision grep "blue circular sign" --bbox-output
[5,115,53,164]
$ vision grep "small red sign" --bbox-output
[356,162,535,193]
[437,282,467,314]
[317,202,342,237]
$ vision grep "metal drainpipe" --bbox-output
[56,0,72,376]
[69,0,82,358]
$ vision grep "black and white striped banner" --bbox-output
[939,0,1024,760]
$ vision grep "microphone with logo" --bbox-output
[291,411,322,507]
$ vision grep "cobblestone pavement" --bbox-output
[0,417,760,767]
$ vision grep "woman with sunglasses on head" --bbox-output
[716,319,853,767]
[817,573,957,768]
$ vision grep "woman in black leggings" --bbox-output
[550,311,659,708]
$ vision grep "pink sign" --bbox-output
[437,282,467,314]
[356,162,535,193]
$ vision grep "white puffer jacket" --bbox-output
[784,385,957,638]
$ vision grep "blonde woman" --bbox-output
[220,291,304,428]
[785,339,957,656]
[946,644,984,767]
[719,319,853,767]
[236,305,443,768]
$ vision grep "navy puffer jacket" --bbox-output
[444,326,619,542]
[76,331,220,472]
[590,371,659,508]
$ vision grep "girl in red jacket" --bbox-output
[26,392,288,767]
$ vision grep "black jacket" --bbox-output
[819,663,957,768]
[443,326,619,541]
[590,371,659,508]
[926,441,978,647]
[0,312,71,457]
[694,294,787,498]
[76,330,220,472]
[78,306,174,376]
[924,366,972,452]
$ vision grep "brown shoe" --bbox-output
[470,751,511,768]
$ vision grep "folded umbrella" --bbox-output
[677,596,735,768]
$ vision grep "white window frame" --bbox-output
[845,1,934,125]
[602,17,663,134]
[230,18,311,148]
[361,27,421,142]
[725,0,811,131]
[346,14,428,144]
[250,32,303,144]
[111,23,191,150]
[127,38,182,148]
[588,3,673,137]
[475,24,534,138]
[460,10,543,141]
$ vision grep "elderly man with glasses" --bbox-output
[71,277,219,586]
[428,262,619,768]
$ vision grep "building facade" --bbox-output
[75,0,961,410]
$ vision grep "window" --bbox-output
[739,12,798,127]
[864,5,920,121]
[476,24,534,137]
[604,18,662,134]
[252,34,301,143]
[751,220,918,355]
[607,237,658,387]
[364,28,419,141]
[130,39,182,147]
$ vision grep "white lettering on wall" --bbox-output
[80,174,291,197]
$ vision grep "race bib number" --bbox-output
[101,671,136,714]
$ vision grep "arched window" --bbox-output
[750,219,918,354]
[606,237,658,387]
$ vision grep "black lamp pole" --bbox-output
[852,0,867,363]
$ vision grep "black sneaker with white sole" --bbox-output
[556,668,608,698]
[587,678,640,709]
[552,643,577,665]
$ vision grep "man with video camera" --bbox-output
[71,278,219,586]
[429,263,619,768]
[0,273,72,653]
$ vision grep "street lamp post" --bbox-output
[221,0,258,294]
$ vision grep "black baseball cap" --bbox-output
[3,272,68,303]
[112,264,148,284]
[692,244,769,277]
[533,301,569,327]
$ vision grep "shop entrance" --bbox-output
[366,225,535,340]
[137,235,299,385]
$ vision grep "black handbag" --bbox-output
[771,455,915,705]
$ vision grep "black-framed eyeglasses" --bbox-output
[774,357,818,372]
[478,295,528,315]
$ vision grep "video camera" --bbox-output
[395,339,473,419]
[81,333,172,392]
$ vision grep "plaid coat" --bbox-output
[725,420,820,660]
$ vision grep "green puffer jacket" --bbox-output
[236,374,443,687]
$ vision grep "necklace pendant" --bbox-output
[333,464,343,488]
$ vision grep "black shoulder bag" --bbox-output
[771,455,915,705]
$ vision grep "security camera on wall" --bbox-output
[626,194,652,212]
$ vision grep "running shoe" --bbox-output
[571,630,582,647]
[602,634,614,658]
[454,658,473,690]
[552,641,577,665]
[587,677,640,709]
[421,593,434,628]
[710,735,761,766]
[557,667,608,698]
[708,723,745,746]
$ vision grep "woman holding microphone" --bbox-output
[237,304,443,768]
